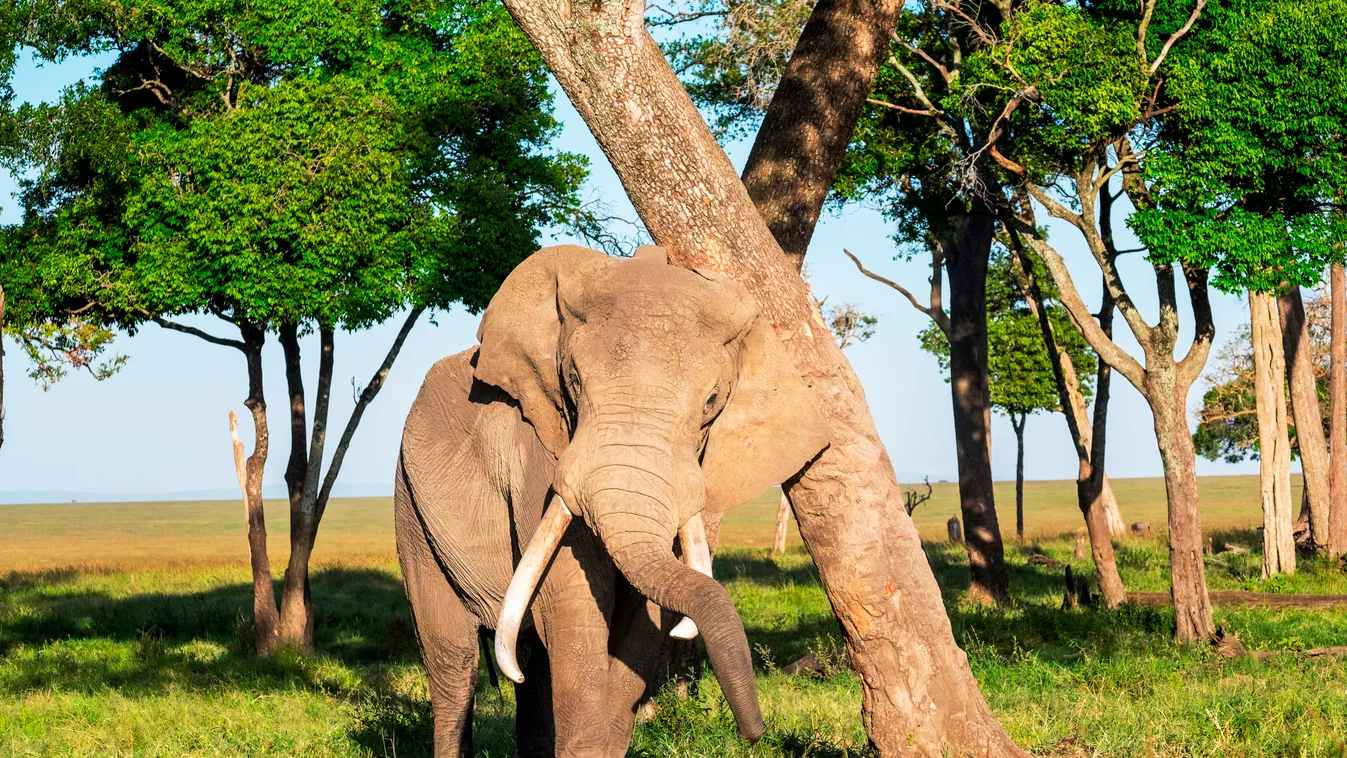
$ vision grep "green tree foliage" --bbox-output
[0,0,588,336]
[1129,0,1347,295]
[918,252,1096,419]
[0,0,591,648]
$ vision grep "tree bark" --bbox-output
[1331,263,1347,558]
[1009,242,1126,606]
[943,209,1011,603]
[277,326,334,651]
[238,326,281,655]
[772,490,790,556]
[740,0,902,267]
[494,6,1027,753]
[1151,383,1216,642]
[1011,413,1026,541]
[1250,291,1296,576]
[1279,286,1328,549]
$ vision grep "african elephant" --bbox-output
[394,244,828,756]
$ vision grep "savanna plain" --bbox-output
[2,475,1345,756]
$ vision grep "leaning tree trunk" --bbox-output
[740,0,902,266]
[1279,286,1329,549]
[493,6,1027,753]
[1251,291,1296,576]
[1011,246,1126,605]
[772,491,791,556]
[944,210,1011,603]
[1331,263,1347,558]
[1150,382,1216,641]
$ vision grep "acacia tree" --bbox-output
[916,252,1099,542]
[976,0,1347,638]
[493,0,1028,750]
[0,0,587,653]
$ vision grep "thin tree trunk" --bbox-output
[944,209,1010,604]
[1251,291,1296,576]
[772,490,790,556]
[1152,385,1216,641]
[1009,242,1126,605]
[494,8,1027,753]
[1012,413,1026,541]
[237,328,281,655]
[1279,286,1328,549]
[740,0,902,266]
[1331,263,1347,558]
[278,327,334,651]
[270,312,421,652]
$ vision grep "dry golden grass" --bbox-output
[0,474,1288,570]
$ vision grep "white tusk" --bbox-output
[494,495,573,684]
[670,511,713,640]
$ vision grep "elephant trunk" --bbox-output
[587,481,764,742]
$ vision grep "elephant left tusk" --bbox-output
[495,494,573,684]
[670,511,713,640]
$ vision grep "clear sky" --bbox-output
[0,48,1263,499]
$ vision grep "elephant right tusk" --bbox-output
[670,511,713,640]
[494,494,573,684]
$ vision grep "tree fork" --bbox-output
[494,4,1025,752]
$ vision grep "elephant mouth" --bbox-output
[492,496,713,682]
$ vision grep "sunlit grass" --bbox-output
[2,479,1346,755]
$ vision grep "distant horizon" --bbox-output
[0,471,1291,507]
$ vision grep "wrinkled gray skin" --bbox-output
[396,245,828,756]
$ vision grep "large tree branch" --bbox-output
[314,307,424,520]
[1177,263,1215,388]
[154,316,246,351]
[1022,180,1155,344]
[1149,0,1207,75]
[1016,232,1146,388]
[843,248,951,334]
[741,0,904,267]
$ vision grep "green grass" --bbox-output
[2,477,1346,756]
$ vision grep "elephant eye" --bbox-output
[703,391,719,417]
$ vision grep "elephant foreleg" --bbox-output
[534,525,615,757]
[605,579,678,757]
[396,464,481,757]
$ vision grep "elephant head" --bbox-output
[474,244,829,741]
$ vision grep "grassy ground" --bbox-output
[2,477,1344,756]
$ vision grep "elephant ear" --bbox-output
[475,245,610,455]
[702,312,831,513]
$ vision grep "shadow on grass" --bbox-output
[0,566,422,698]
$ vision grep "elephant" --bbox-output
[394,244,829,756]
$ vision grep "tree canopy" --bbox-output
[0,0,588,339]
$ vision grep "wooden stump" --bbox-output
[947,516,962,544]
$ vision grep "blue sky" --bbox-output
[0,48,1263,498]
